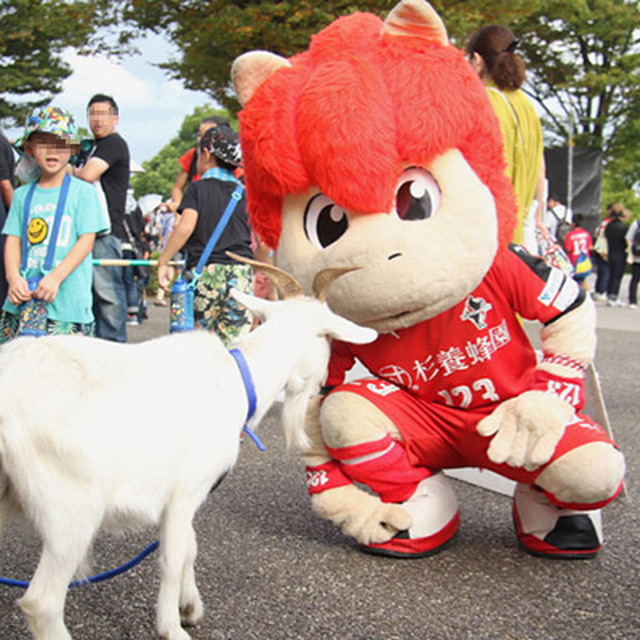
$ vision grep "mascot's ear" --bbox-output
[232,51,292,106]
[383,0,448,46]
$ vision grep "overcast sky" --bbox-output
[6,35,213,165]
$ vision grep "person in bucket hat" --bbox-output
[15,106,80,150]
[13,106,80,184]
[0,104,108,342]
[157,125,254,345]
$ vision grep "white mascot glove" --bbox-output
[477,390,576,471]
[309,475,413,545]
[301,397,412,544]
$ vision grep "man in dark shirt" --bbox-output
[76,94,130,341]
[604,204,629,306]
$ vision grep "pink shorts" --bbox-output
[329,377,617,485]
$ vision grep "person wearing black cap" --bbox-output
[157,126,254,345]
[165,115,231,213]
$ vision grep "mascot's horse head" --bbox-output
[232,0,517,332]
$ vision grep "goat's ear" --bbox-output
[230,288,271,322]
[328,315,377,345]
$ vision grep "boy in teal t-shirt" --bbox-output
[1,106,108,341]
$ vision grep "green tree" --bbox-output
[515,1,640,213]
[514,1,640,154]
[119,1,398,112]
[0,0,125,125]
[441,0,640,210]
[130,105,235,199]
[121,0,640,199]
[118,0,552,111]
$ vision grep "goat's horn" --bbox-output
[226,251,304,299]
[312,266,361,303]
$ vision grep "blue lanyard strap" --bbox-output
[228,348,266,452]
[21,174,71,274]
[192,183,244,281]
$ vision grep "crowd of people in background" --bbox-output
[0,25,637,349]
[589,202,639,308]
[0,95,275,346]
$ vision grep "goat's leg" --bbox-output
[17,534,92,640]
[0,471,14,545]
[156,500,202,640]
[179,525,203,627]
[0,496,9,547]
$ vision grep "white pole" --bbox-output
[92,259,184,267]
[567,113,574,213]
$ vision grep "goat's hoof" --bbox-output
[180,601,203,628]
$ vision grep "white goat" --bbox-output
[0,259,376,640]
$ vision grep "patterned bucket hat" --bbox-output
[15,106,80,149]
[200,125,243,167]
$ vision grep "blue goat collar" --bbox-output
[228,348,266,451]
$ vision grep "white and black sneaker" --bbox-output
[513,483,602,559]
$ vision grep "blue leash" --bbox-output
[0,540,159,590]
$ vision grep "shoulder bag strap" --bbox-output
[20,182,38,272]
[21,173,71,274]
[192,183,244,281]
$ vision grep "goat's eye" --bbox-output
[303,194,349,249]
[394,167,440,221]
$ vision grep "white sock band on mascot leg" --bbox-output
[513,483,603,559]
[362,472,460,559]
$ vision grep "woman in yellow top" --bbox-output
[467,25,546,246]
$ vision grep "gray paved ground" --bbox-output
[1,279,638,639]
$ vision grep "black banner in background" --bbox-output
[544,147,602,234]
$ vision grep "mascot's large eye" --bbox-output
[303,194,349,249]
[394,167,441,221]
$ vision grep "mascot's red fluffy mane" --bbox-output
[239,11,516,249]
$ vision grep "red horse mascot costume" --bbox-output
[232,0,625,559]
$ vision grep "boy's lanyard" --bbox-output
[191,182,244,282]
[21,174,71,274]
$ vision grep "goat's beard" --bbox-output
[281,341,331,451]
[281,374,324,452]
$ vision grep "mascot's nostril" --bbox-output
[388,252,402,261]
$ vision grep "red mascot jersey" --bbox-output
[327,244,585,409]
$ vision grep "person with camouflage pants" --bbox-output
[157,125,254,346]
